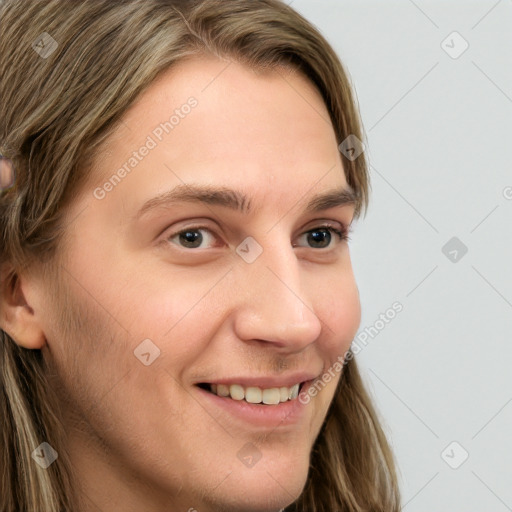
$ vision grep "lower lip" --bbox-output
[196,380,314,429]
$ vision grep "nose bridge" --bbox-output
[233,237,322,349]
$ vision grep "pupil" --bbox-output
[177,229,331,249]
[180,230,202,248]
[309,229,330,248]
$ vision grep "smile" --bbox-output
[199,382,303,405]
[195,378,314,427]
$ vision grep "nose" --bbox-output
[232,238,323,353]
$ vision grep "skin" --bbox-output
[1,56,361,512]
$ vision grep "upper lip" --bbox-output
[196,372,319,389]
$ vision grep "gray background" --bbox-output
[291,1,512,510]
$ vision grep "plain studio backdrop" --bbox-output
[291,1,512,511]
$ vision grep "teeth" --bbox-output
[245,387,262,403]
[229,384,245,401]
[217,384,230,397]
[262,388,280,405]
[208,382,302,405]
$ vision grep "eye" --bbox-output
[165,223,350,251]
[167,226,218,249]
[294,224,350,249]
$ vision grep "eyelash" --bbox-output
[165,222,351,250]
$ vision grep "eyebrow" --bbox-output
[134,183,357,220]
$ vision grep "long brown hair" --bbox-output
[0,0,401,510]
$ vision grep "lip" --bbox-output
[195,378,317,429]
[195,371,319,389]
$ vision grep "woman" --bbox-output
[0,0,401,510]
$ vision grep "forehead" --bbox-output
[81,55,348,218]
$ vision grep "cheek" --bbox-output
[315,268,361,356]
[138,273,222,325]
[97,265,230,376]
[300,264,360,419]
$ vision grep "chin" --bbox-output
[210,459,309,512]
[214,486,304,512]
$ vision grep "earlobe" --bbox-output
[0,267,47,350]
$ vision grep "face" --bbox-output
[32,56,361,512]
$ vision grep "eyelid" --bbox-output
[162,218,352,250]
[295,221,352,247]
[164,224,221,250]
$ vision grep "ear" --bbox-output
[0,264,47,349]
